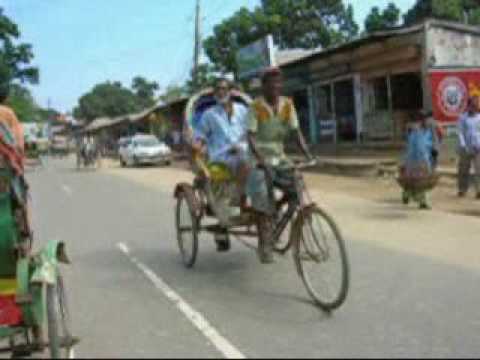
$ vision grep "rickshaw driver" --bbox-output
[247,67,314,264]
[192,77,251,209]
[0,84,24,155]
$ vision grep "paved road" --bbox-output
[23,157,480,358]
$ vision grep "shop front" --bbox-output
[280,19,480,148]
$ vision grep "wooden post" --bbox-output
[331,82,338,145]
[354,74,363,144]
[307,85,318,145]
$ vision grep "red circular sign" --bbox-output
[437,76,468,118]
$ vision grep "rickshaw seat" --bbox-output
[207,163,234,183]
[191,151,234,183]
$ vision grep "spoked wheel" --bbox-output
[273,206,292,254]
[175,191,199,268]
[46,275,77,359]
[293,206,349,311]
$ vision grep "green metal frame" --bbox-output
[0,169,18,278]
[0,169,68,345]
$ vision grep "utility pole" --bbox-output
[193,0,202,90]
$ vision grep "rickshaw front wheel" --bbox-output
[292,206,350,312]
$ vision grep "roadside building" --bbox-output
[279,19,480,147]
[80,97,189,154]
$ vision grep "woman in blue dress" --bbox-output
[401,113,437,210]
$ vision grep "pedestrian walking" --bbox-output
[420,110,444,169]
[457,96,480,198]
[400,111,438,210]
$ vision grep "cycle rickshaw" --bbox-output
[76,140,100,171]
[0,125,77,358]
[174,89,350,311]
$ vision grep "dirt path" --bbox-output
[101,157,480,219]
[303,172,480,218]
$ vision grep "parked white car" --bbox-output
[119,135,172,167]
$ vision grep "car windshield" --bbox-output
[136,138,160,147]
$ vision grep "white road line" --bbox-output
[62,184,73,196]
[117,242,246,359]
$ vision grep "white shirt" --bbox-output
[458,112,480,153]
[194,103,248,162]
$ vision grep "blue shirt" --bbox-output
[458,113,480,153]
[405,127,434,172]
[194,103,248,163]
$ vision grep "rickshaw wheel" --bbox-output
[175,190,199,268]
[292,206,350,312]
[46,275,76,359]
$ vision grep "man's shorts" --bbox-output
[246,166,297,215]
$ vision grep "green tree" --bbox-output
[404,0,480,25]
[365,3,401,33]
[5,84,57,123]
[260,0,359,48]
[204,0,359,75]
[204,7,261,75]
[73,82,142,122]
[7,84,39,122]
[0,7,38,85]
[131,76,160,108]
[36,107,60,123]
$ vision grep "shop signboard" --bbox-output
[430,69,480,123]
[237,35,276,80]
[318,119,337,143]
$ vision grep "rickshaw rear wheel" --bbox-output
[175,190,199,268]
[46,275,76,359]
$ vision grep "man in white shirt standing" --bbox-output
[457,96,480,198]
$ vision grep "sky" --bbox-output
[1,0,416,113]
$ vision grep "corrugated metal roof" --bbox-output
[279,19,480,69]
[280,23,425,69]
[276,49,319,67]
[128,100,167,123]
[82,100,171,132]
